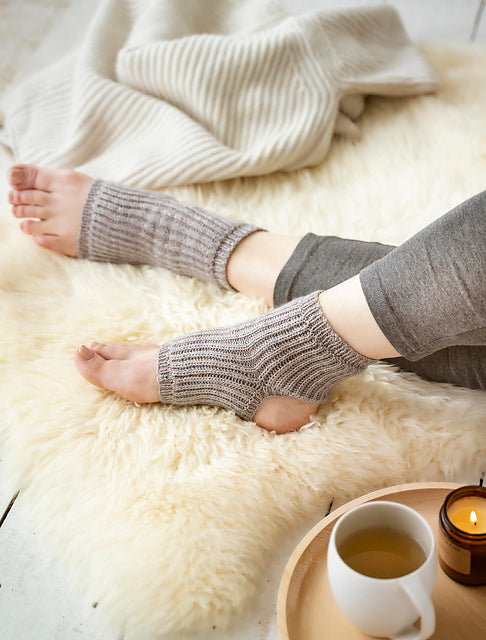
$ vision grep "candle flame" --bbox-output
[470,510,477,525]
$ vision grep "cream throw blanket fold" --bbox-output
[0,0,437,187]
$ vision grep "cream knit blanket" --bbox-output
[0,0,437,186]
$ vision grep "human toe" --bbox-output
[9,188,50,207]
[13,203,50,220]
[74,345,109,388]
[7,164,59,191]
[33,235,70,254]
[89,342,160,360]
[19,217,56,236]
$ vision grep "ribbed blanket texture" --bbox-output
[0,0,437,186]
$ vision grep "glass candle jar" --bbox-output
[438,485,486,586]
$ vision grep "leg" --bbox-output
[273,197,486,388]
[7,164,262,290]
[7,163,302,305]
[232,191,486,391]
[231,226,486,387]
[226,231,302,306]
[359,191,486,358]
[75,190,486,433]
[10,165,485,355]
[7,164,324,431]
[74,289,374,433]
[9,164,485,430]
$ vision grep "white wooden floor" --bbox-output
[0,462,114,640]
[1,453,483,640]
[0,451,336,640]
[1,1,486,639]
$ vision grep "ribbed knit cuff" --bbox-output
[78,179,104,260]
[299,292,374,372]
[157,345,173,402]
[209,222,262,290]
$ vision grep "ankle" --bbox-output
[318,277,401,360]
[226,232,301,305]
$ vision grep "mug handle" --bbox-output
[391,575,435,640]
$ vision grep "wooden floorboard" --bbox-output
[0,449,327,640]
[0,457,118,640]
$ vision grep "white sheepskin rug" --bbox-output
[0,44,485,639]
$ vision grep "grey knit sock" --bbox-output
[157,291,374,421]
[78,180,262,289]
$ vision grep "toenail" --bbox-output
[10,168,25,185]
[79,345,95,360]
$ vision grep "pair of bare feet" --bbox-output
[7,164,318,432]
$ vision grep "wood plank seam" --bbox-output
[471,0,486,40]
[0,491,20,528]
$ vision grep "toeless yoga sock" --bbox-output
[78,180,262,289]
[157,291,374,421]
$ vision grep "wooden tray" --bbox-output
[277,483,486,640]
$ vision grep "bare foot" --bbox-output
[74,343,318,433]
[7,164,93,257]
[74,343,161,404]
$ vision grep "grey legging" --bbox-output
[273,190,486,390]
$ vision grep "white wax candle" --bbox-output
[447,496,486,534]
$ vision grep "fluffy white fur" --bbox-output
[0,44,485,639]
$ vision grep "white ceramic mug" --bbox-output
[327,501,437,639]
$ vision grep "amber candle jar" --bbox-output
[438,485,486,586]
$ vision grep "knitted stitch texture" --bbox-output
[157,291,374,421]
[1,2,437,187]
[77,180,261,289]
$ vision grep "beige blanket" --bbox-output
[0,0,437,187]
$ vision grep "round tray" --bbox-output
[277,482,486,640]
